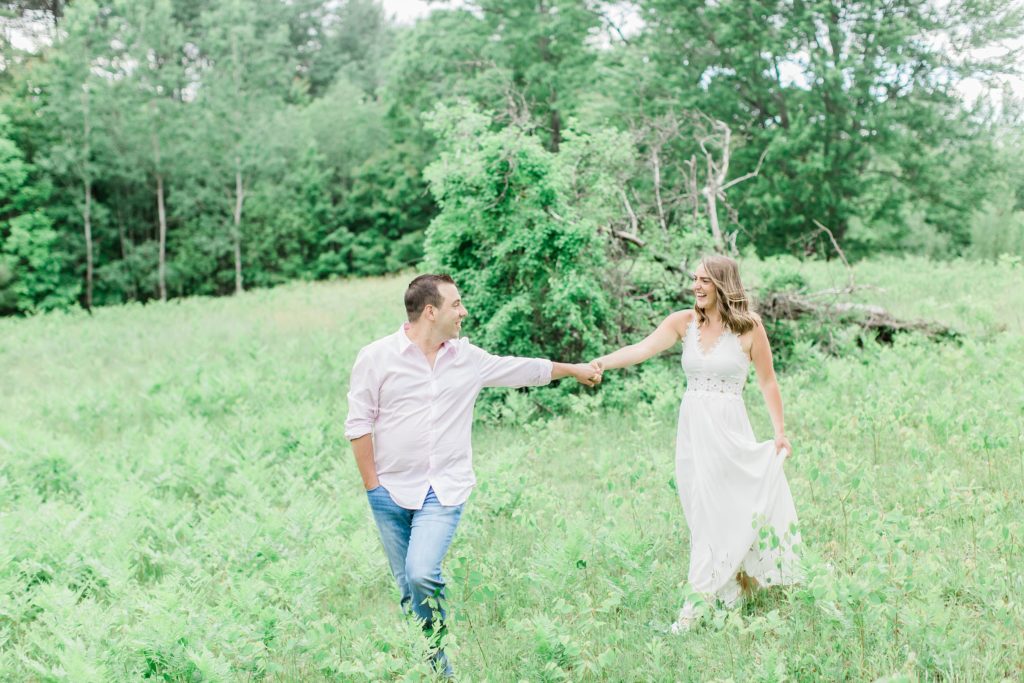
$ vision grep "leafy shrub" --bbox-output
[423,103,615,363]
[1,212,81,314]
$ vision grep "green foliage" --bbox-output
[0,115,79,314]
[1,212,80,314]
[0,130,30,202]
[423,104,614,362]
[303,0,396,96]
[635,0,1016,254]
[0,1,431,312]
[1,0,1022,313]
[0,259,1022,679]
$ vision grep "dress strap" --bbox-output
[683,315,698,345]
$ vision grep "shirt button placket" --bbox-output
[428,372,438,474]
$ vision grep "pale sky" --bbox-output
[381,0,437,23]
[380,0,1020,110]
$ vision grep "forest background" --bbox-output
[1,0,1023,319]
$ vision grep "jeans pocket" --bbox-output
[366,485,394,514]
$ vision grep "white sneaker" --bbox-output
[669,605,700,634]
[669,617,695,634]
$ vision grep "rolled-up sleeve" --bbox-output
[475,345,553,388]
[344,347,380,440]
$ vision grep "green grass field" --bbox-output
[1,256,1022,681]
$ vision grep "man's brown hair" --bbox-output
[405,274,456,321]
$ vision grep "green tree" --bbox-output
[0,114,79,313]
[307,0,395,96]
[116,0,189,300]
[472,0,602,151]
[194,0,293,294]
[423,103,614,361]
[637,0,1023,253]
[33,0,116,308]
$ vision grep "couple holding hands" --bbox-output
[345,256,801,676]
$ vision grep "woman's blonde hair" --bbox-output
[694,254,758,334]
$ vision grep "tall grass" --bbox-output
[0,257,1021,681]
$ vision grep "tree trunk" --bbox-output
[695,118,765,253]
[703,187,724,251]
[233,160,244,295]
[652,149,668,237]
[156,171,167,301]
[151,124,167,302]
[687,155,699,227]
[549,95,561,152]
[81,83,93,310]
[535,10,560,153]
[83,177,93,309]
[231,32,245,295]
[116,204,128,259]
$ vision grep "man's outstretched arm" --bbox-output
[476,345,601,388]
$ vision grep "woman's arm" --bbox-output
[592,311,691,371]
[749,317,791,457]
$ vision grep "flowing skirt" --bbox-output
[675,391,802,607]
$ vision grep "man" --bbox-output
[344,274,600,675]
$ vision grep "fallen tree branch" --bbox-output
[804,284,885,299]
[758,291,959,343]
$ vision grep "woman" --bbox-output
[591,255,802,631]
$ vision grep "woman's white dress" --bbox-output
[676,318,802,610]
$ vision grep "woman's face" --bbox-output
[692,264,718,310]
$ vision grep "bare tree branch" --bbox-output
[612,229,646,247]
[720,146,769,192]
[620,190,638,234]
[800,219,857,291]
[651,148,668,237]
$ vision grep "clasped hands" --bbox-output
[567,359,606,387]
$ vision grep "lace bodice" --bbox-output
[681,318,749,396]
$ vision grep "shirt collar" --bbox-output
[396,324,415,353]
[396,323,460,356]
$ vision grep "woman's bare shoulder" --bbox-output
[668,309,695,324]
[666,309,695,335]
[751,312,767,336]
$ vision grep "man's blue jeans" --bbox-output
[366,485,464,633]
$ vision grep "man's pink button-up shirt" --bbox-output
[344,325,553,509]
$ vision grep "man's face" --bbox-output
[431,283,468,340]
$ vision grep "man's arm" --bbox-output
[344,347,381,489]
[476,345,600,388]
[350,435,380,490]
